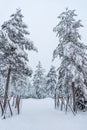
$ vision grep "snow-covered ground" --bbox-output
[0,98,87,130]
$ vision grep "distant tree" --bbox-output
[53,8,87,111]
[0,9,37,117]
[12,77,33,99]
[11,76,27,98]
[25,80,33,98]
[33,61,46,99]
[46,66,57,98]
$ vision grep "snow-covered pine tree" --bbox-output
[0,9,37,116]
[46,66,57,98]
[25,80,38,98]
[33,61,46,99]
[12,76,33,99]
[53,8,87,110]
[24,80,32,98]
[12,76,27,98]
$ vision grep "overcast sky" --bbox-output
[0,0,87,72]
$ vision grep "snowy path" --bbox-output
[0,98,87,130]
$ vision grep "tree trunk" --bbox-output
[0,100,4,116]
[54,89,57,109]
[57,96,59,108]
[8,100,13,116]
[65,96,69,112]
[3,66,11,117]
[60,98,63,111]
[12,96,15,106]
[16,96,20,114]
[72,82,76,112]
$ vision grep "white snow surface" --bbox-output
[0,98,87,130]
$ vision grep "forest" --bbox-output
[0,8,87,121]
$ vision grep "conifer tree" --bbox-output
[33,61,46,99]
[46,66,57,98]
[0,9,37,116]
[53,8,87,110]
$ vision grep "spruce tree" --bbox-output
[53,8,87,110]
[0,9,37,116]
[33,61,46,99]
[46,66,57,98]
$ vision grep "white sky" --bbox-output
[0,0,87,72]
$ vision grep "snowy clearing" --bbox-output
[0,98,87,130]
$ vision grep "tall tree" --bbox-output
[46,66,57,98]
[53,8,87,110]
[33,61,46,99]
[0,9,37,116]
